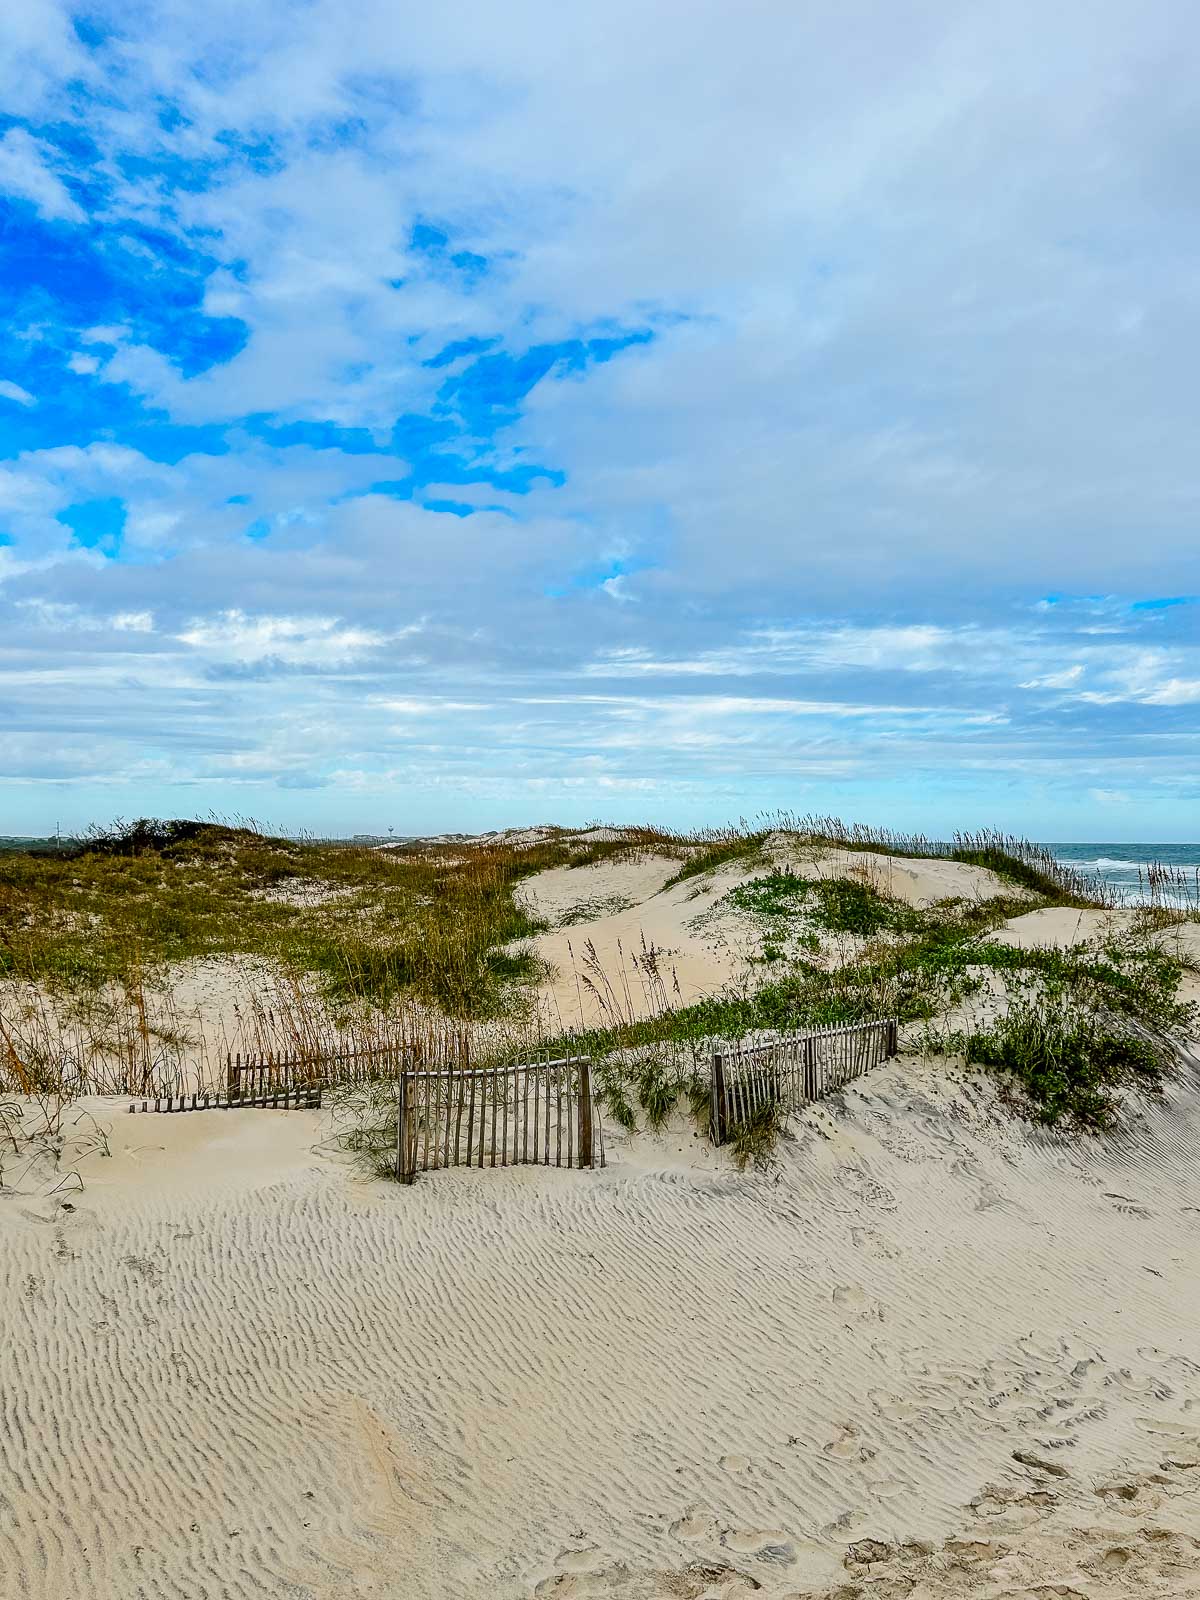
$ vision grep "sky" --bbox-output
[1,1,1198,840]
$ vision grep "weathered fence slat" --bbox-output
[130,1083,321,1114]
[543,1064,551,1166]
[709,1018,898,1147]
[226,1040,420,1102]
[393,1057,600,1183]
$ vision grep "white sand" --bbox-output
[994,906,1200,968]
[518,855,764,1027]
[773,841,1023,910]
[991,907,1143,950]
[2,1054,1197,1598]
[0,954,332,1096]
[518,846,1022,1029]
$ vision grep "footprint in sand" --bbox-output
[669,1509,719,1542]
[718,1453,751,1473]
[720,1527,795,1564]
[822,1506,870,1543]
[1104,1192,1153,1219]
[868,1389,920,1421]
[557,1550,606,1574]
[1109,1368,1172,1400]
[972,1183,1009,1213]
[534,1548,652,1600]
[535,1553,760,1600]
[1013,1334,1065,1365]
[1094,1480,1145,1509]
[1135,1416,1200,1442]
[866,1476,910,1500]
[1012,1449,1071,1479]
[822,1422,876,1463]
[839,1168,898,1211]
[532,1550,618,1598]
[971,1486,1057,1521]
[832,1283,883,1321]
[849,1226,896,1261]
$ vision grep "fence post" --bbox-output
[396,1070,409,1184]
[886,1018,898,1057]
[710,1051,727,1145]
[577,1058,593,1168]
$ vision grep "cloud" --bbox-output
[1019,665,1084,690]
[0,126,86,224]
[1140,677,1200,706]
[176,610,389,665]
[1,1,1200,834]
[0,380,36,407]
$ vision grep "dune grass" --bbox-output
[0,817,609,1018]
[540,897,1196,1135]
[3,813,1192,1128]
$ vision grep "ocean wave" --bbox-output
[1055,856,1143,871]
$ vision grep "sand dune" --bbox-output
[518,844,1023,1028]
[2,1051,1198,1598]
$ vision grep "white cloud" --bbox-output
[0,125,85,224]
[1141,677,1200,706]
[177,609,388,665]
[1019,664,1084,690]
[2,1,1200,833]
[0,380,36,407]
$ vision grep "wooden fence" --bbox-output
[710,1018,898,1145]
[226,1041,418,1100]
[396,1055,603,1183]
[129,1084,322,1114]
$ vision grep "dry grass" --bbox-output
[2,813,1190,1112]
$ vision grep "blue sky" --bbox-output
[1,1,1198,839]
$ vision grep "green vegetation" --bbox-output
[0,816,662,1020]
[665,826,768,885]
[729,1098,784,1172]
[956,1001,1163,1128]
[728,868,922,937]
[936,933,1194,1126]
[3,812,1194,1137]
[545,905,1195,1138]
[635,1057,680,1130]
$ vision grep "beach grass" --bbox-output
[2,813,1192,1124]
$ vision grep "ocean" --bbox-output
[1045,842,1200,904]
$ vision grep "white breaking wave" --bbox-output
[1057,855,1200,872]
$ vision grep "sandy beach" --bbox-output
[2,1043,1198,1599]
[3,827,1199,1597]
[9,0,1200,1588]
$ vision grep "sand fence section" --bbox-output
[120,1020,905,1184]
[396,1054,603,1181]
[710,1018,899,1145]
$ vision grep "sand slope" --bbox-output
[517,853,762,1026]
[517,845,1022,1028]
[2,1053,1198,1598]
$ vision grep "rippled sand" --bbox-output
[1,1052,1198,1597]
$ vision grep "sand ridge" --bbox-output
[1,1052,1198,1598]
[516,843,1024,1029]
